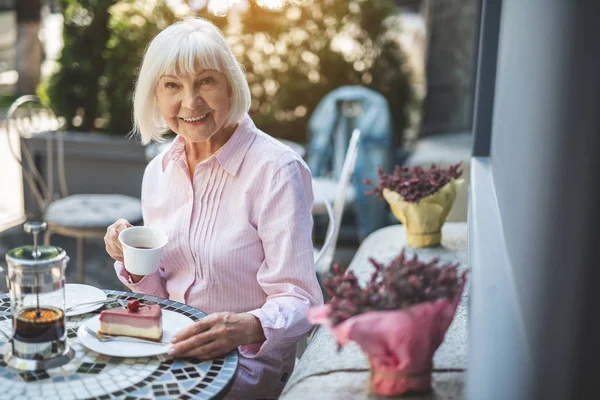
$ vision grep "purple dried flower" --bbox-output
[364,163,463,203]
[322,250,466,326]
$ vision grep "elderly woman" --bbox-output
[103,18,323,399]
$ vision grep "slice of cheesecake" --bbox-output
[98,302,163,341]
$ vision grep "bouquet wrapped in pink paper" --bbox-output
[308,250,467,396]
[365,163,463,248]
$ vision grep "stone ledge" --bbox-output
[282,223,468,399]
[283,371,465,400]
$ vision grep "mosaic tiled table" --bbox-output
[0,290,238,400]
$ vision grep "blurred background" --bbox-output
[0,0,478,288]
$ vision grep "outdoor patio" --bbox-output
[0,0,597,399]
[0,1,482,399]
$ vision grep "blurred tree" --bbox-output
[101,1,177,134]
[43,0,115,132]
[15,0,43,96]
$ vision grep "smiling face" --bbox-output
[155,69,232,143]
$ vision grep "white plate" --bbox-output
[24,284,108,317]
[77,309,194,357]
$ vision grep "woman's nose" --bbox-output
[182,88,203,110]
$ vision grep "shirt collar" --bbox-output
[161,134,186,171]
[161,114,256,177]
[215,114,256,176]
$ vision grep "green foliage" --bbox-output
[44,0,412,143]
[0,95,16,109]
[101,1,177,134]
[45,0,115,132]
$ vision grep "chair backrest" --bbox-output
[313,192,335,269]
[315,128,361,277]
[6,95,66,216]
[307,86,395,238]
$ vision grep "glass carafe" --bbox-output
[2,221,74,370]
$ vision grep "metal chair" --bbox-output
[296,128,362,362]
[312,193,335,271]
[307,87,394,238]
[5,95,142,282]
[313,128,361,278]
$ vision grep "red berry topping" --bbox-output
[127,299,140,312]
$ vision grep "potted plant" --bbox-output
[308,250,467,396]
[365,163,464,247]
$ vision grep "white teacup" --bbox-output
[118,226,168,276]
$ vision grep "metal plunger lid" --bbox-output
[5,222,67,271]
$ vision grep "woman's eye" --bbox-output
[164,82,178,89]
[200,77,216,85]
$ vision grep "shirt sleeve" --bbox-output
[111,155,169,299]
[238,159,324,358]
[114,261,169,298]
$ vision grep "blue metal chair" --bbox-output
[307,86,395,238]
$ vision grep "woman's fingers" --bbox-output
[168,314,235,358]
[106,242,124,262]
[104,219,132,262]
[172,319,211,343]
[173,339,227,360]
[104,236,123,261]
[168,329,215,356]
[112,219,133,240]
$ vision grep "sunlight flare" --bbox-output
[256,0,285,10]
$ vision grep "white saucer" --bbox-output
[77,310,194,357]
[24,284,108,317]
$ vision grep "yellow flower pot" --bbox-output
[382,179,464,247]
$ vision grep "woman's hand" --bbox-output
[168,312,265,359]
[104,218,133,263]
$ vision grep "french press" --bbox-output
[2,221,74,371]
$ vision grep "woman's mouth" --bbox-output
[181,113,209,124]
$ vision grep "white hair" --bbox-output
[132,18,251,144]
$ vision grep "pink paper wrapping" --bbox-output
[308,280,465,396]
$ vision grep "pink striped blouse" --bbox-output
[114,114,323,399]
